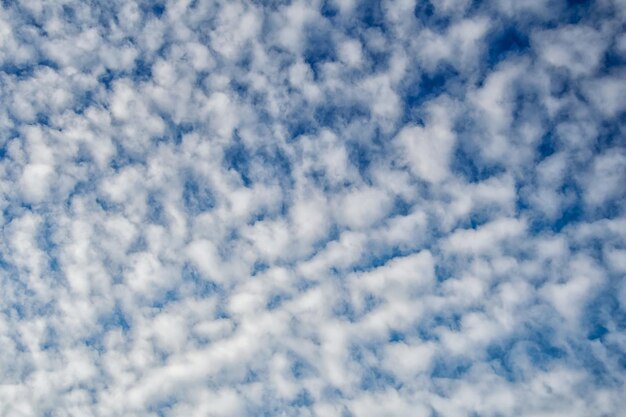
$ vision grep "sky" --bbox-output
[0,0,625,416]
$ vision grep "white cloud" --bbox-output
[335,186,392,229]
[0,0,624,416]
[395,98,457,183]
[534,25,608,77]
[444,217,526,254]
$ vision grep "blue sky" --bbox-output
[1,0,625,416]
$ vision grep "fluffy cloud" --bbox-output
[0,0,624,416]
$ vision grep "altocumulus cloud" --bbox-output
[1,0,625,416]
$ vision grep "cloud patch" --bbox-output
[0,0,624,416]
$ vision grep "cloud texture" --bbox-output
[1,0,625,416]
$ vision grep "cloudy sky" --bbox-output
[1,0,625,416]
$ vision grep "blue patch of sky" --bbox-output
[286,112,318,141]
[102,303,132,333]
[359,366,399,391]
[484,24,530,68]
[126,235,148,255]
[150,289,181,310]
[361,36,391,74]
[235,45,256,72]
[566,338,617,384]
[36,217,63,281]
[1,2,46,32]
[73,89,99,115]
[562,0,595,24]
[520,176,589,235]
[403,64,461,122]
[251,402,291,417]
[594,120,626,152]
[182,175,215,215]
[95,194,125,214]
[414,0,450,30]
[265,292,289,310]
[536,131,557,160]
[552,189,583,233]
[97,68,117,90]
[548,67,572,98]
[132,56,153,82]
[61,4,76,21]
[486,342,518,382]
[290,389,315,408]
[301,167,334,194]
[149,3,166,18]
[293,277,318,294]
[319,386,345,402]
[256,144,294,189]
[290,355,315,380]
[450,140,506,183]
[83,307,130,352]
[388,329,406,343]
[430,358,472,379]
[223,134,252,186]
[587,323,609,342]
[346,139,376,179]
[341,408,355,417]
[5,301,26,321]
[412,313,460,343]
[511,88,546,126]
[522,331,566,368]
[303,23,336,80]
[390,196,413,217]
[158,118,195,146]
[146,192,167,224]
[355,1,386,31]
[584,290,624,340]
[93,3,124,31]
[331,296,359,322]
[314,101,370,131]
[433,254,458,282]
[229,78,250,99]
[319,0,337,18]
[40,325,58,351]
[3,283,55,321]
[250,0,292,10]
[1,59,59,79]
[109,142,148,171]
[0,252,18,282]
[601,44,626,74]
[243,368,260,384]
[466,208,499,230]
[82,333,106,353]
[180,263,226,306]
[149,397,178,417]
[301,223,339,258]
[251,260,270,276]
[35,112,50,126]
[0,126,16,158]
[350,246,406,274]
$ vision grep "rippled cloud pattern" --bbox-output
[1,0,625,416]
